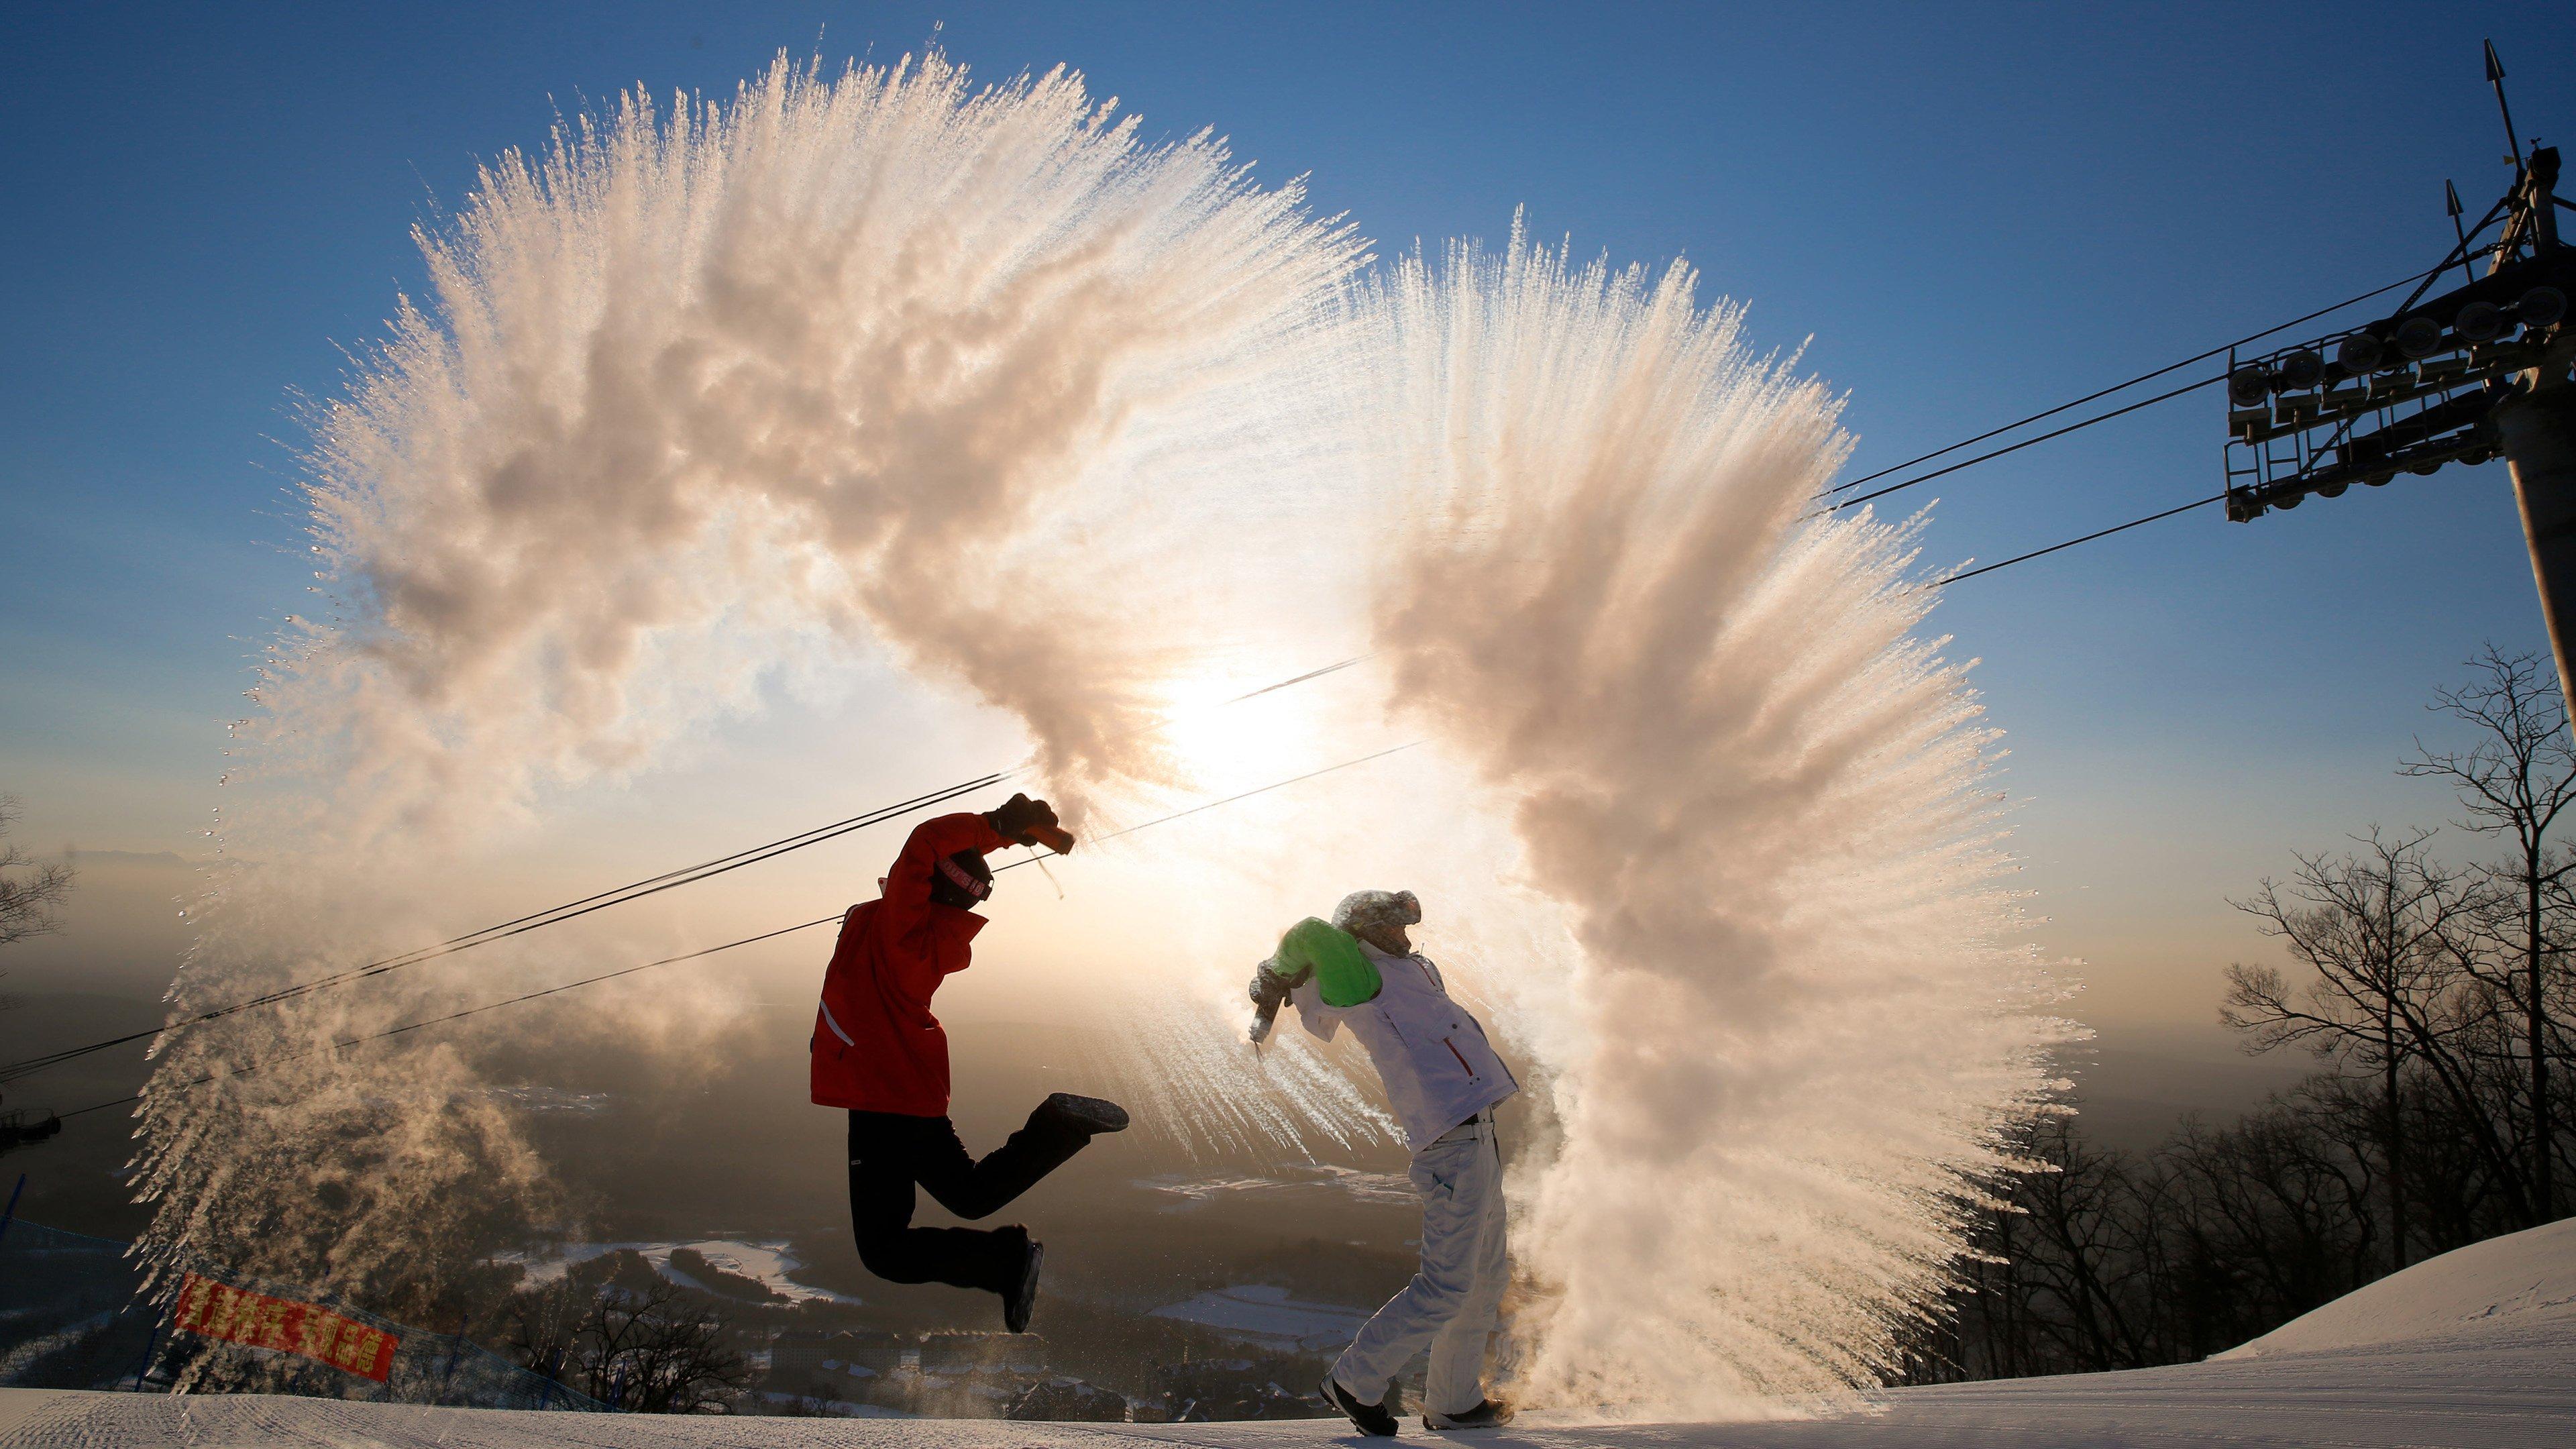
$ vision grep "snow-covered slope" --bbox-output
[5,1224,2571,1448]
[2216,1216,2576,1360]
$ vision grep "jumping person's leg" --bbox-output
[1421,1126,1509,1416]
[846,1111,1028,1294]
[1330,1117,1493,1403]
[910,1096,1109,1222]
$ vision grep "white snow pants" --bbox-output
[1332,1112,1507,1415]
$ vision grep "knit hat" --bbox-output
[1332,889,1421,943]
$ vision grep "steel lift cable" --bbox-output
[49,916,845,1123]
[27,271,2462,1083]
[0,774,999,1085]
[41,485,2363,1121]
[0,655,1368,1085]
[993,742,1419,867]
[45,741,1420,1125]
[1928,492,2232,590]
[1826,375,2222,515]
[23,271,2510,1110]
[1824,266,2449,500]
[29,276,2445,1087]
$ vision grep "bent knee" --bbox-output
[925,1191,1009,1222]
[1405,1271,1476,1315]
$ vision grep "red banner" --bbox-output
[172,1273,400,1382]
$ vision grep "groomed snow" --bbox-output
[2216,1216,2576,1360]
[4,1222,2569,1448]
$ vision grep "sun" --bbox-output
[1157,673,1326,793]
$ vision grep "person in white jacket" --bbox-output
[1248,889,1517,1434]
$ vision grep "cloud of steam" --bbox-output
[127,860,565,1326]
[1354,227,2074,1414]
[271,52,1364,847]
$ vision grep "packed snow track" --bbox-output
[3,1220,2569,1448]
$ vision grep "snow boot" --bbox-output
[1040,1091,1130,1135]
[1320,1375,1399,1436]
[1004,1238,1044,1334]
[1423,1399,1516,1431]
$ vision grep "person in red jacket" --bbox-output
[812,793,1128,1332]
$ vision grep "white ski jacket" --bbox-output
[1291,942,1517,1151]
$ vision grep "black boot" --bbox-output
[1003,1236,1044,1334]
[1424,1398,1516,1431]
[1321,1374,1398,1436]
[1039,1091,1130,1135]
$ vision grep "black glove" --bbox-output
[985,794,1073,853]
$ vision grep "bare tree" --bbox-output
[2401,646,2576,1221]
[1,796,76,1141]
[2010,1116,2157,1370]
[505,1256,748,1413]
[1898,653,2576,1387]
[2161,1095,2379,1317]
[0,795,76,954]
[2223,828,2483,1264]
[596,1279,746,1413]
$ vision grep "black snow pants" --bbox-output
[846,1102,1091,1295]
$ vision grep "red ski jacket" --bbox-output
[810,811,1010,1117]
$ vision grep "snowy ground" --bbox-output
[3,1220,2569,1448]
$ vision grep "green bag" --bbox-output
[1275,916,1381,1008]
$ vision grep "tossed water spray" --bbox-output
[1349,226,2073,1412]
[135,50,2068,1417]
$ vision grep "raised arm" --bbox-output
[1247,916,1383,1044]
[1277,916,1381,1008]
[876,811,1013,937]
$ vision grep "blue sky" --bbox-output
[3,1,2573,1042]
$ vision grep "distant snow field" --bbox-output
[1138,1167,1417,1211]
[482,1086,612,1116]
[503,1240,865,1306]
[1147,1285,1371,1352]
[5,1220,2570,1446]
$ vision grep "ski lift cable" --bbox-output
[1222,655,1368,703]
[0,767,1010,1079]
[1925,492,2231,590]
[13,276,2478,1099]
[0,775,998,1085]
[0,655,1372,1085]
[47,916,847,1124]
[994,741,1421,867]
[43,741,1419,1126]
[284,773,1014,983]
[19,268,2451,1087]
[1824,374,2223,515]
[1823,264,2449,500]
[19,262,2463,1087]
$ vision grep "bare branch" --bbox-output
[0,794,78,951]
